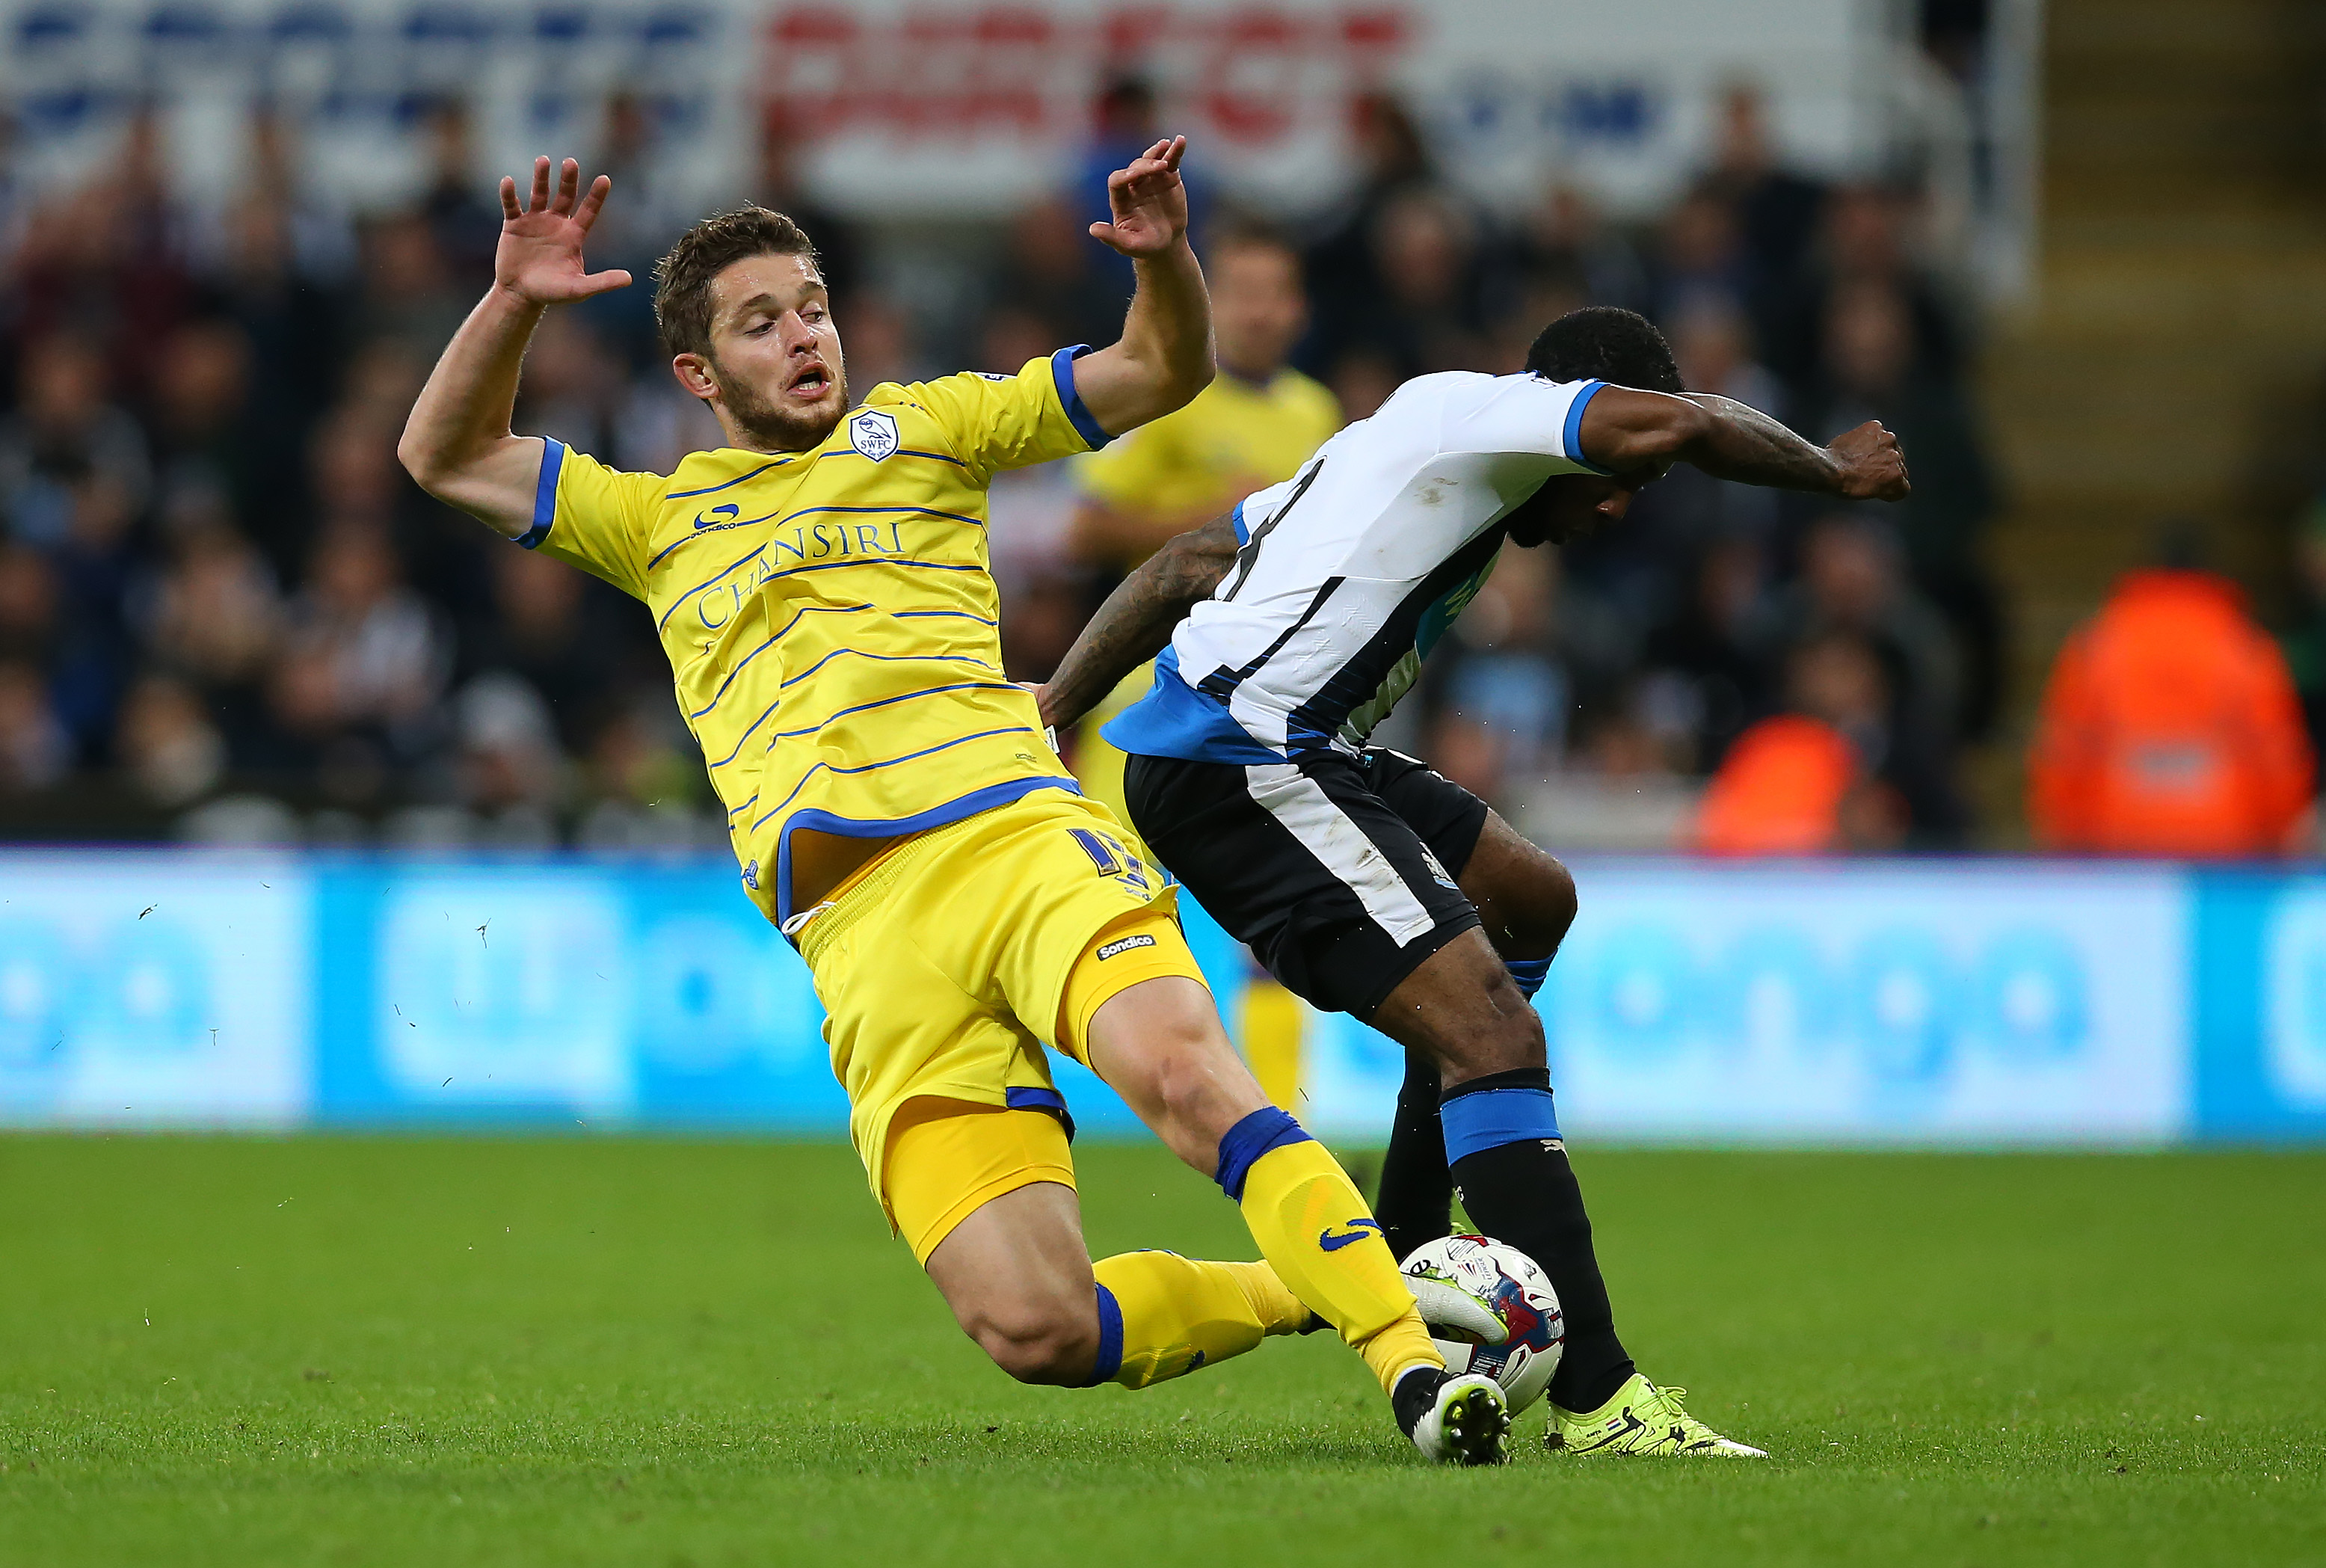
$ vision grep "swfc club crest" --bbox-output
[849,408,900,462]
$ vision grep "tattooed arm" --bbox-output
[1033,511,1243,731]
[1580,388,1910,500]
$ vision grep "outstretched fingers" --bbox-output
[553,157,581,216]
[499,175,522,221]
[527,155,552,216]
[574,173,612,233]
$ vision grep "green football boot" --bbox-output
[1544,1374,1766,1457]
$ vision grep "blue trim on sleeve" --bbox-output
[1440,1086,1560,1163]
[1507,957,1551,1000]
[1084,1284,1125,1386]
[772,775,1082,923]
[1231,500,1249,545]
[518,437,564,549]
[1051,344,1112,451]
[1005,1084,1077,1143]
[1102,647,1287,765]
[1213,1106,1313,1202]
[1560,379,1611,475]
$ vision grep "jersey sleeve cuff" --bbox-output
[517,437,564,549]
[1561,380,1612,474]
[1050,345,1113,452]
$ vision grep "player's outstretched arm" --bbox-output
[1066,135,1215,438]
[1578,387,1910,501]
[398,156,633,537]
[1034,511,1241,730]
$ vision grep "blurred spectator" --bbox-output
[2278,494,2326,752]
[987,196,1126,353]
[267,521,449,803]
[0,543,58,664]
[1426,547,1573,809]
[142,523,282,762]
[1363,188,1495,377]
[1,336,152,547]
[1516,183,1651,322]
[1648,183,1753,328]
[1693,632,1907,855]
[1074,76,1197,303]
[355,214,469,370]
[1756,513,1966,840]
[756,104,866,306]
[452,670,566,833]
[416,100,500,285]
[1641,537,1773,771]
[1302,93,1441,371]
[1698,82,1827,300]
[1806,279,2002,737]
[459,545,623,752]
[0,659,68,792]
[576,699,713,851]
[148,319,263,541]
[2031,559,2313,857]
[114,671,226,807]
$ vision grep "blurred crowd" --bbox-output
[0,62,2018,852]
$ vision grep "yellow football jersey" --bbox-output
[1071,366,1339,566]
[526,349,1107,924]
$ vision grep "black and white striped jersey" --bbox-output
[1104,370,1607,764]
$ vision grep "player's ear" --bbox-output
[671,352,719,404]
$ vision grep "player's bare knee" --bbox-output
[1433,975,1546,1082]
[970,1300,1101,1386]
[1497,858,1578,961]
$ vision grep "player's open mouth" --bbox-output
[786,364,833,399]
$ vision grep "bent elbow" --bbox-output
[395,429,440,492]
[1151,359,1213,421]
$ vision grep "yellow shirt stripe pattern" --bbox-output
[526,348,1108,922]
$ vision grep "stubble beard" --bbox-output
[713,354,849,453]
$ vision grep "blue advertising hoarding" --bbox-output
[1,848,2322,1144]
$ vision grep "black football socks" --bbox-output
[1439,1067,1636,1414]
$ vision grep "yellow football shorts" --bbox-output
[793,788,1208,1258]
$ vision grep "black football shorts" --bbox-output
[1122,747,1490,1020]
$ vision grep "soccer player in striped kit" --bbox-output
[1038,305,1910,1457]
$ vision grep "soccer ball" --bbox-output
[1400,1234,1564,1413]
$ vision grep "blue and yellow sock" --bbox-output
[1084,1252,1308,1389]
[1215,1107,1442,1396]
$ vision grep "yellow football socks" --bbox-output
[1089,1252,1308,1389]
[1226,1125,1442,1397]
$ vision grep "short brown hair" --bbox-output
[651,206,818,359]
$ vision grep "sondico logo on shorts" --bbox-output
[1095,934,1157,961]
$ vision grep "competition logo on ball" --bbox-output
[1401,1233,1566,1413]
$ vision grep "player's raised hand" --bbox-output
[1089,135,1191,259]
[495,156,633,306]
[1828,419,1911,501]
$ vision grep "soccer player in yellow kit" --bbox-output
[398,148,1506,1463]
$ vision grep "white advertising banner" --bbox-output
[4,0,1887,221]
[0,853,313,1127]
[1300,860,2191,1145]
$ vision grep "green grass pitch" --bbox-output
[1,1136,2320,1567]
